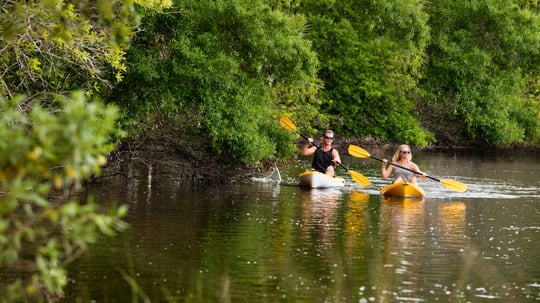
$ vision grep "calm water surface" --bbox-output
[65,149,540,302]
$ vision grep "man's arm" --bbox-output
[301,138,316,156]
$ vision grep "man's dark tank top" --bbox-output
[312,148,335,173]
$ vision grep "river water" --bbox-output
[64,148,540,302]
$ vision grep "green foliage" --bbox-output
[421,0,540,145]
[109,0,321,163]
[289,0,434,145]
[0,0,171,100]
[0,92,127,301]
[0,0,172,301]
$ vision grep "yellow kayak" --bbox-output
[298,170,345,189]
[381,181,425,198]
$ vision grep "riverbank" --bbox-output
[96,129,539,186]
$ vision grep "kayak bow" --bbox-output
[380,181,425,198]
[298,170,346,189]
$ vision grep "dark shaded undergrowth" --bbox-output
[96,122,538,185]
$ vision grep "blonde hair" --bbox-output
[391,144,412,163]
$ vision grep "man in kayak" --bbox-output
[381,144,427,184]
[301,130,341,177]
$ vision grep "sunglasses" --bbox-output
[401,150,411,154]
[324,136,334,140]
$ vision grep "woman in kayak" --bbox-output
[381,144,426,184]
[301,130,341,177]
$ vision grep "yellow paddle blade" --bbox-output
[440,179,468,192]
[348,144,371,158]
[349,170,371,186]
[279,116,297,132]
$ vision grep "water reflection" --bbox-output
[438,202,467,249]
[299,188,342,244]
[344,191,369,248]
[374,197,425,302]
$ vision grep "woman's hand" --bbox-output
[381,159,389,179]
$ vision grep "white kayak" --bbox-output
[298,170,345,189]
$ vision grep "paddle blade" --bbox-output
[348,145,371,158]
[279,116,297,132]
[349,170,371,186]
[440,179,468,192]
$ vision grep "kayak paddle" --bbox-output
[279,116,370,186]
[347,144,467,192]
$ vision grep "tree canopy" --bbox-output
[288,0,434,145]
[112,0,539,158]
[108,0,321,163]
[420,0,540,145]
[0,0,170,99]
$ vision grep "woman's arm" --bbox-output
[410,162,427,178]
[381,159,393,179]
